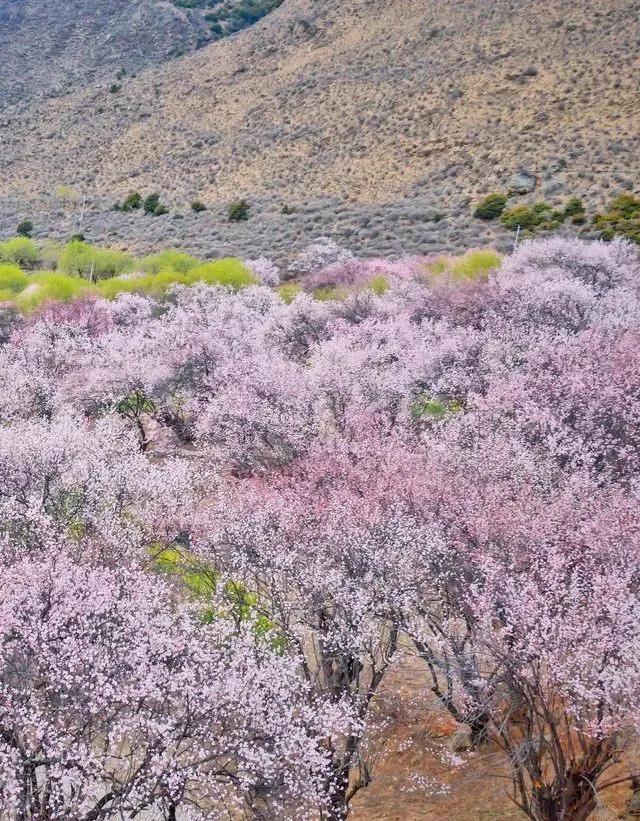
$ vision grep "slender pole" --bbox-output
[78,196,86,231]
[513,224,521,251]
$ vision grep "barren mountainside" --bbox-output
[0,0,283,106]
[0,0,211,106]
[1,0,639,259]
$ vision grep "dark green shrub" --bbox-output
[191,200,207,213]
[228,199,250,222]
[143,193,161,215]
[121,191,142,211]
[500,202,567,232]
[16,219,33,238]
[473,193,508,220]
[564,197,585,218]
[109,83,122,94]
[607,194,640,219]
[153,204,169,217]
[281,204,296,215]
[501,205,542,230]
[69,233,86,243]
[531,202,552,216]
[592,194,640,244]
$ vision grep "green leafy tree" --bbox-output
[0,237,40,267]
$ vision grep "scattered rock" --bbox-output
[543,181,566,197]
[508,170,537,195]
[627,788,640,815]
[449,727,472,752]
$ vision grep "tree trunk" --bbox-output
[530,775,598,821]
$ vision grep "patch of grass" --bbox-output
[154,545,217,599]
[367,274,389,295]
[410,393,463,422]
[313,285,349,302]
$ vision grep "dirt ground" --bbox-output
[350,653,636,821]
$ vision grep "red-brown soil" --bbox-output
[351,653,635,821]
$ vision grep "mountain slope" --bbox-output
[0,0,284,107]
[0,0,638,259]
[0,0,212,107]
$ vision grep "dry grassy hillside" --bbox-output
[0,0,284,107]
[0,0,638,259]
[3,0,639,201]
[0,0,214,106]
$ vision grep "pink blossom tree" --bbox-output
[0,549,350,820]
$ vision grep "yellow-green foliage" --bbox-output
[154,546,217,599]
[593,194,640,244]
[186,259,257,290]
[58,240,134,280]
[0,237,40,267]
[152,545,283,648]
[96,258,256,299]
[0,253,255,312]
[427,248,502,280]
[141,249,201,275]
[96,272,181,300]
[367,275,389,295]
[411,393,464,421]
[15,272,93,312]
[313,285,349,301]
[0,264,29,294]
[277,283,302,304]
[450,249,502,279]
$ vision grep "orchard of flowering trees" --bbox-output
[1,236,640,820]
